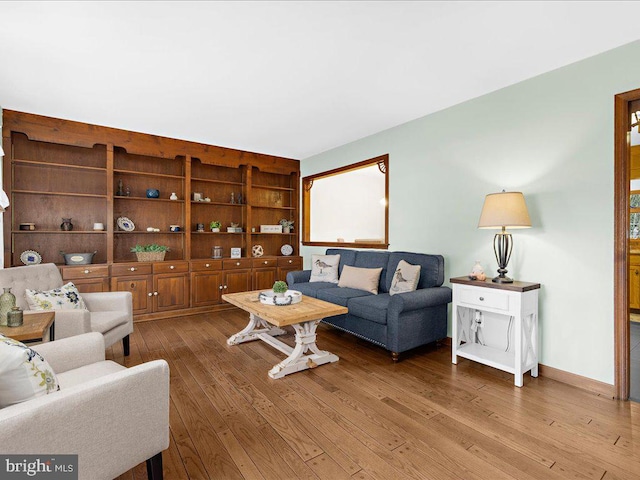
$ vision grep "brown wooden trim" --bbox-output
[613,88,640,400]
[2,132,11,268]
[303,154,388,181]
[538,364,615,398]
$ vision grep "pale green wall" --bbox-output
[301,40,640,385]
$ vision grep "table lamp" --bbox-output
[478,190,531,283]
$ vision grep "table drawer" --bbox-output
[459,287,509,311]
[223,258,252,270]
[112,263,153,276]
[191,259,222,272]
[61,264,109,280]
[252,257,277,268]
[154,261,189,274]
[277,257,302,268]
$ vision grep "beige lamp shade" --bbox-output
[478,191,531,229]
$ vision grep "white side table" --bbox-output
[451,277,540,387]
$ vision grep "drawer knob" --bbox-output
[130,267,137,272]
[170,265,175,270]
[84,269,90,274]
[154,292,159,296]
[130,283,135,289]
[479,297,485,301]
[147,292,153,297]
[288,260,292,264]
[236,262,240,266]
[205,263,210,267]
[264,261,268,265]
[219,285,223,290]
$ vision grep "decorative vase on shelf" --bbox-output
[60,218,73,231]
[170,192,178,201]
[0,287,16,327]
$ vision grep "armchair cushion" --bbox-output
[90,311,130,334]
[25,282,86,310]
[0,334,59,408]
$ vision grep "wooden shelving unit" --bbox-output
[2,110,301,321]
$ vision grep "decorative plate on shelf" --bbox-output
[117,216,135,232]
[280,244,293,256]
[20,250,42,266]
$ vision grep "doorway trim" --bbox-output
[614,87,640,400]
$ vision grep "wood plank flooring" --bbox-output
[111,309,640,480]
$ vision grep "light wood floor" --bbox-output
[111,309,640,480]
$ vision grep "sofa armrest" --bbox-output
[388,287,452,315]
[82,291,133,315]
[0,360,170,479]
[286,269,311,286]
[33,332,105,374]
[49,309,92,339]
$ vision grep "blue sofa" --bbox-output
[286,248,451,360]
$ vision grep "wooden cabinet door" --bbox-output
[154,274,189,312]
[72,277,110,293]
[631,266,640,310]
[224,270,251,294]
[191,271,223,307]
[253,268,276,291]
[111,275,152,315]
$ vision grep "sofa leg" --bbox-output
[123,335,130,357]
[146,452,163,480]
[391,352,399,362]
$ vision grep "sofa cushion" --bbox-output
[354,251,390,293]
[0,334,59,408]
[310,254,341,283]
[385,252,444,291]
[338,265,383,294]
[347,294,391,325]
[25,282,86,311]
[326,249,358,275]
[389,260,421,296]
[317,287,372,307]
[288,281,335,298]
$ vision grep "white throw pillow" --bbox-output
[25,282,86,311]
[0,334,60,408]
[310,254,341,283]
[338,265,383,294]
[389,260,421,296]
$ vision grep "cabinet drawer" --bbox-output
[252,257,277,268]
[191,259,222,272]
[223,258,252,270]
[459,287,509,311]
[154,261,189,274]
[61,264,109,280]
[277,257,302,268]
[112,263,153,276]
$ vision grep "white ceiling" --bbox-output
[1,1,639,159]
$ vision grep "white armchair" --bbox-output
[0,263,133,355]
[0,332,170,479]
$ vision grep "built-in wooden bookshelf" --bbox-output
[2,110,301,320]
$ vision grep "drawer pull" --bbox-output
[636,270,639,275]
[219,285,223,290]
[205,263,210,267]
[84,269,90,274]
[154,292,159,296]
[130,283,135,289]
[479,297,485,301]
[170,265,175,270]
[236,262,240,266]
[264,261,268,265]
[289,260,292,264]
[147,292,153,297]
[130,267,137,272]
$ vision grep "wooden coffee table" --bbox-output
[0,311,55,343]
[223,290,348,379]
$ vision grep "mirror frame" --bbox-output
[301,154,389,249]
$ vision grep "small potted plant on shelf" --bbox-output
[272,280,288,297]
[210,221,221,233]
[279,219,294,234]
[130,244,170,262]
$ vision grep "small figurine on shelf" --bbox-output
[468,261,486,281]
[237,193,243,204]
[230,192,235,204]
[125,186,131,197]
[60,218,74,231]
[279,218,294,234]
[170,192,178,201]
[116,179,125,196]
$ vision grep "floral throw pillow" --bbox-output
[0,334,60,408]
[309,254,341,283]
[25,282,86,311]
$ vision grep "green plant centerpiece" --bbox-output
[210,221,221,232]
[130,244,170,262]
[272,280,288,296]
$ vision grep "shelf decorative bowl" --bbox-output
[135,251,166,262]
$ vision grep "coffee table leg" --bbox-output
[227,313,286,345]
[268,320,338,379]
